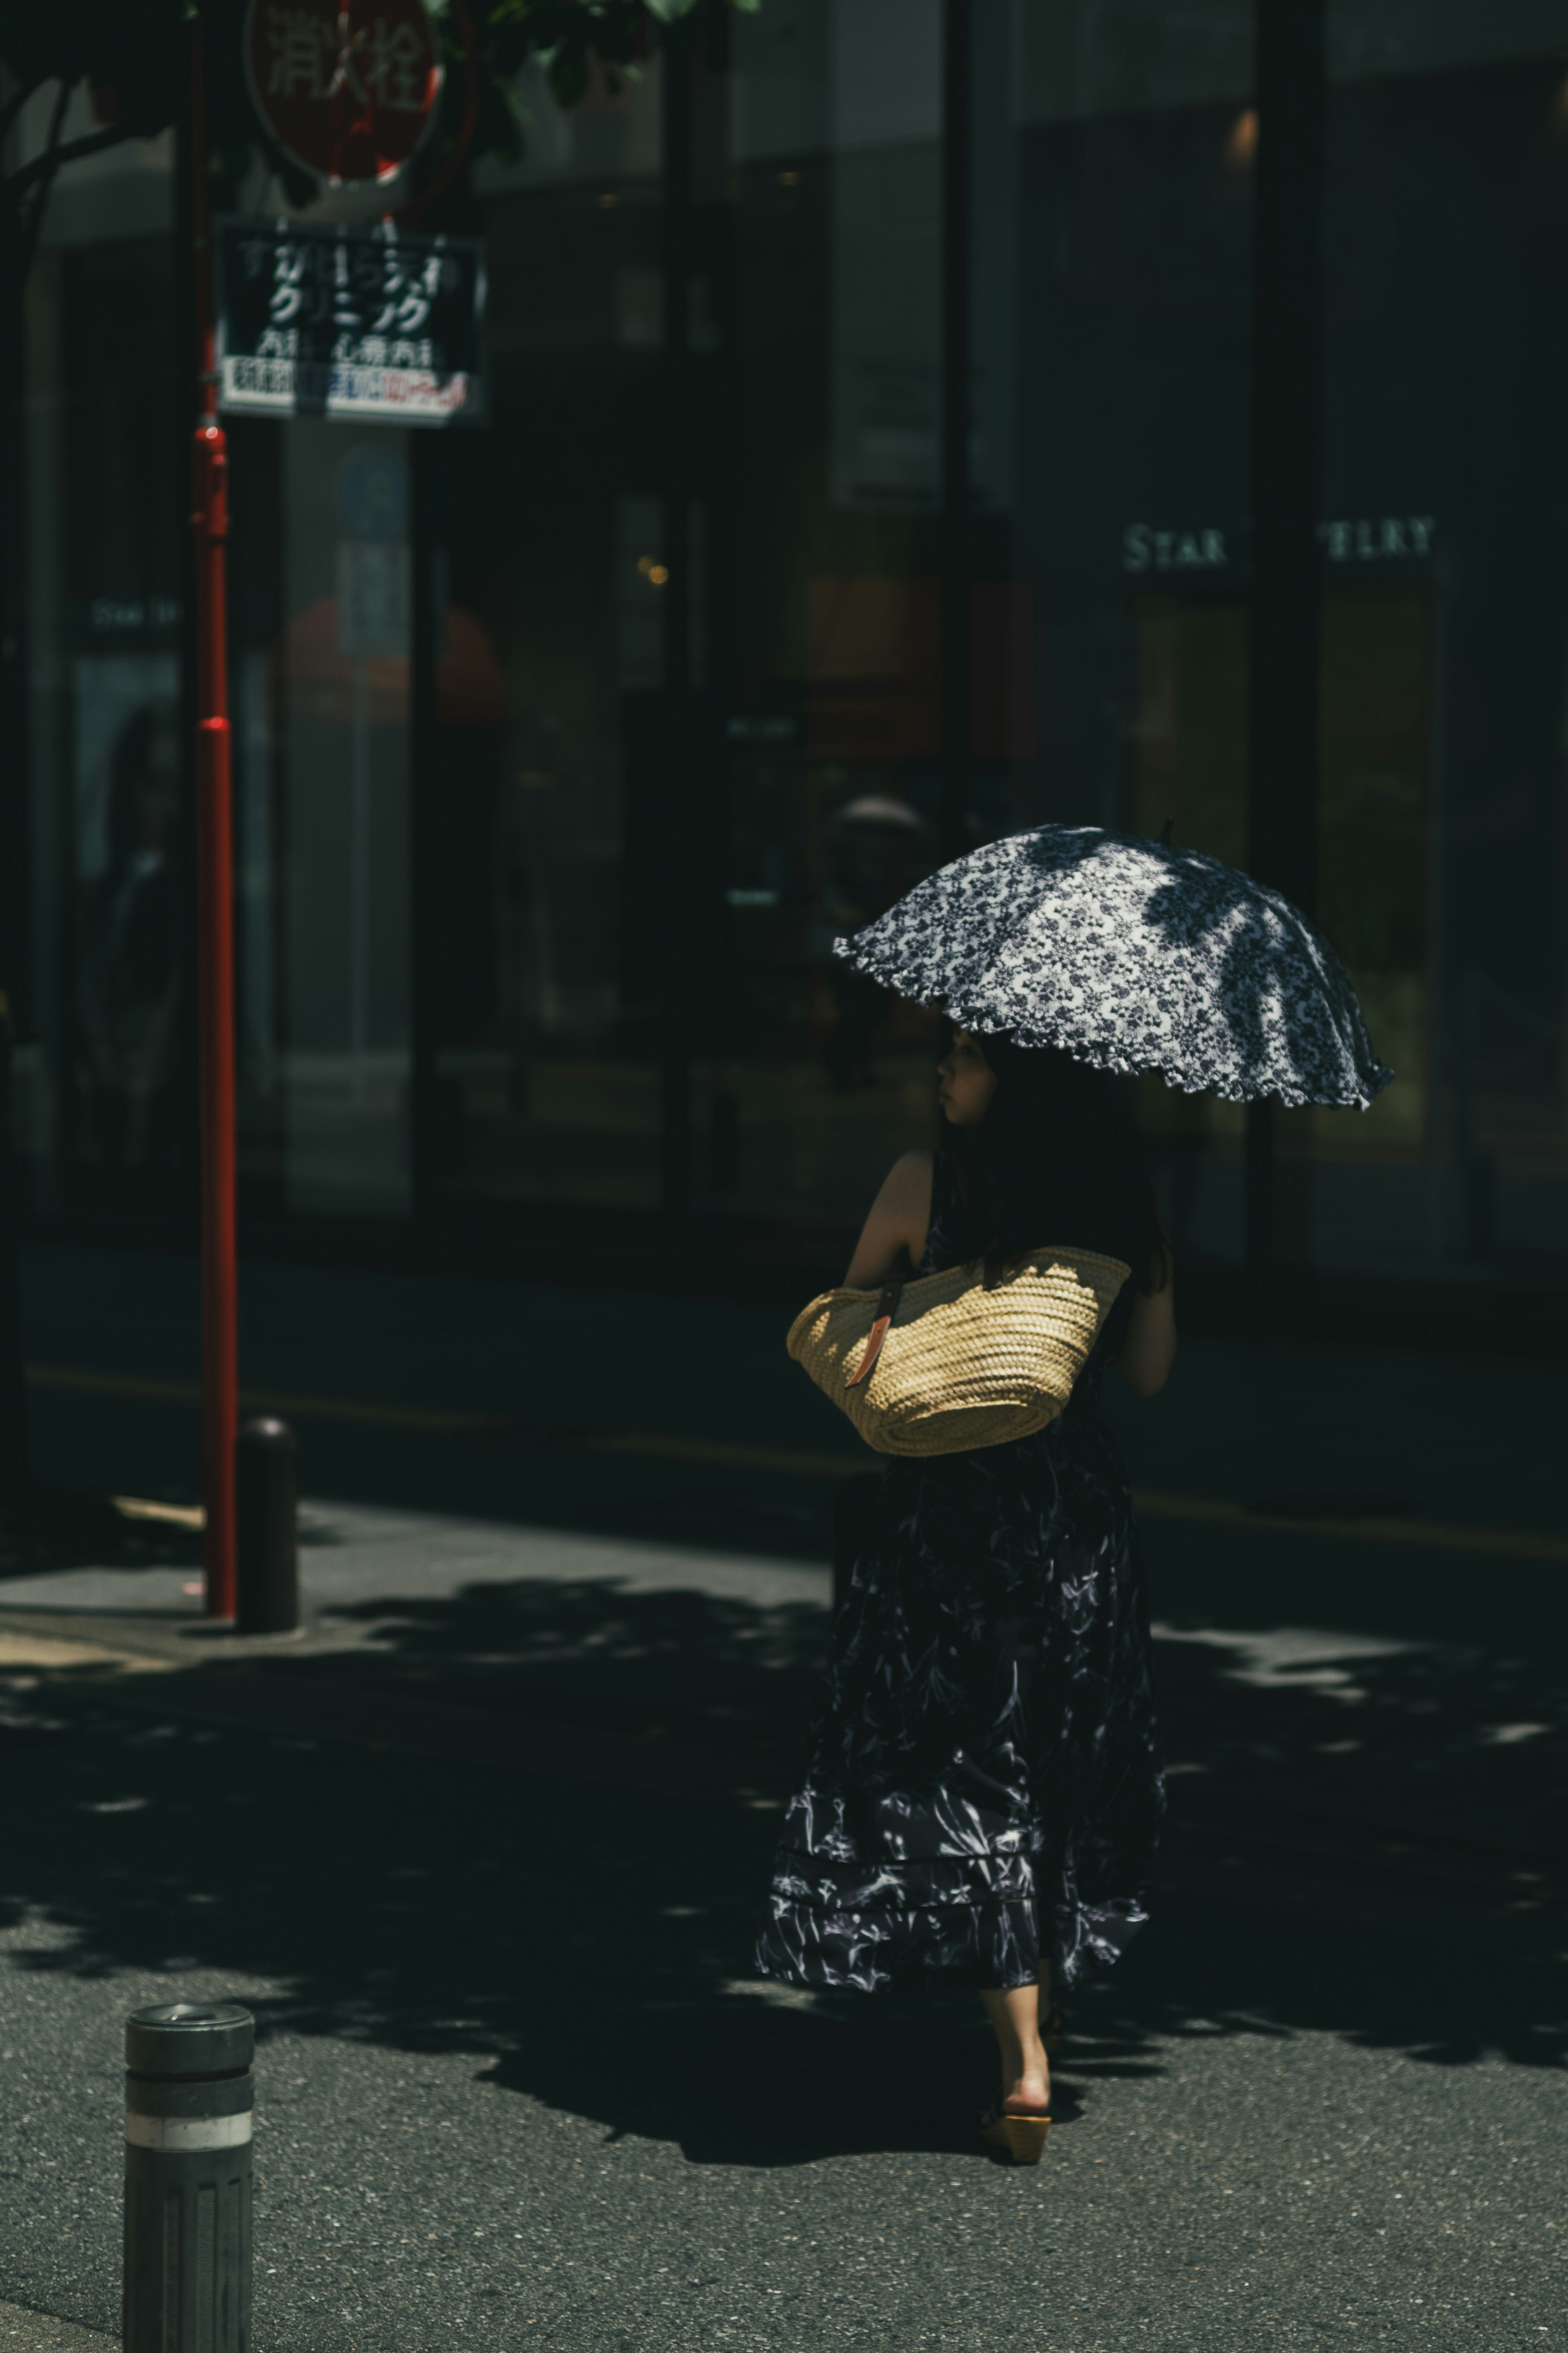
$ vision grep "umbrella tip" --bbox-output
[1159,816,1175,846]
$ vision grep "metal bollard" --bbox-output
[124,2002,254,2353]
[236,1417,298,1635]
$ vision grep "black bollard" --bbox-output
[236,1416,298,1635]
[124,2002,254,2353]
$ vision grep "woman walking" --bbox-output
[756,1027,1176,2161]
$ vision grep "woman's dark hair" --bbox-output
[949,1033,1171,1294]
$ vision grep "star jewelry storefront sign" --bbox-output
[1120,515,1439,575]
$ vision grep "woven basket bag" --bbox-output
[786,1246,1131,1458]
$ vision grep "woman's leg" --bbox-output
[979,1979,1051,2113]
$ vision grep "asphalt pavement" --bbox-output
[1,1655,1565,2352]
[0,1241,1564,2348]
[0,2304,113,2349]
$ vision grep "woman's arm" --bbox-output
[1116,1213,1177,1396]
[1116,1280,1176,1396]
[843,1151,935,1289]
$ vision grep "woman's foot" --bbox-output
[980,2054,1052,2163]
[978,1984,1054,2130]
[998,2045,1051,2117]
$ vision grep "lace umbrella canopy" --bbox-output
[834,825,1392,1109]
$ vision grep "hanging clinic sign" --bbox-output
[214,217,486,426]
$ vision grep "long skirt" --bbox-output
[755,1405,1165,1991]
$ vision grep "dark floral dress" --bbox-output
[755,1151,1165,1993]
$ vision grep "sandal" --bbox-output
[979,2003,1060,2163]
[979,2097,1051,2165]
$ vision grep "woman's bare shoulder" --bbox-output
[885,1147,934,1194]
[875,1149,936,1222]
[879,1150,936,1255]
[843,1151,936,1288]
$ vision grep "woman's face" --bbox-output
[937,1029,998,1126]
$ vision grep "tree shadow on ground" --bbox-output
[1,1533,1564,2170]
[228,1512,1568,1867]
[315,1571,833,1714]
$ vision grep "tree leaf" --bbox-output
[546,41,590,109]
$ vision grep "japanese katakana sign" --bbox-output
[244,0,442,185]
[215,217,486,426]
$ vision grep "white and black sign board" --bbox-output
[215,216,486,427]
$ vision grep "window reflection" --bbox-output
[276,426,414,1217]
[13,0,1566,1308]
[74,685,184,1192]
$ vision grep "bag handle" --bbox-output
[845,1278,903,1387]
[846,1248,1031,1389]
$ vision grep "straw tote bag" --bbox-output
[786,1246,1131,1459]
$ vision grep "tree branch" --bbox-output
[13,76,73,280]
[6,103,167,204]
[0,74,45,144]
[37,72,71,172]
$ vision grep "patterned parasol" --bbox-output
[834,824,1392,1108]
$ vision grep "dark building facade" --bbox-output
[11,1,1568,1347]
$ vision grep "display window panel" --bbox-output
[1318,38,1568,1284]
[423,94,668,1219]
[683,0,948,1254]
[274,426,415,1219]
[14,0,1565,1314]
[998,0,1568,1294]
[24,223,191,1218]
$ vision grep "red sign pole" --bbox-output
[190,5,238,1621]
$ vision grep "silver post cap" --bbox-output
[125,2003,255,2079]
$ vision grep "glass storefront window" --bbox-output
[426,72,668,1219]
[692,0,947,1248]
[420,0,952,1251]
[276,425,414,1217]
[1318,22,1568,1278]
[1122,585,1436,1270]
[12,4,1566,1314]
[26,229,188,1212]
[985,0,1568,1290]
[17,89,183,1211]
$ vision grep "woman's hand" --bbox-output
[843,1151,935,1289]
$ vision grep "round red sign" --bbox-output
[244,0,443,186]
